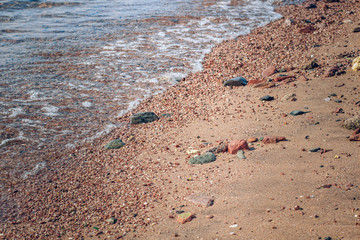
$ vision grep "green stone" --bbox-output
[189,152,216,164]
[105,139,125,149]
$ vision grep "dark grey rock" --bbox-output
[260,95,274,101]
[189,152,216,164]
[130,112,159,124]
[105,139,125,149]
[290,110,308,116]
[223,77,247,87]
[309,147,321,152]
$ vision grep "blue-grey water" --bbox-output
[0,0,303,184]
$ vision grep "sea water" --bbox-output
[0,0,303,184]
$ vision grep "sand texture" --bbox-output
[1,0,360,239]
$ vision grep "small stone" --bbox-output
[304,60,319,70]
[281,93,296,101]
[186,148,200,155]
[298,25,316,33]
[185,193,214,207]
[229,224,238,228]
[262,66,277,78]
[333,108,344,113]
[237,150,246,159]
[247,137,258,143]
[353,27,360,33]
[260,95,274,101]
[323,65,340,77]
[176,212,194,224]
[130,112,159,124]
[349,134,360,141]
[344,115,360,130]
[290,110,307,116]
[104,139,125,149]
[304,3,317,8]
[352,56,360,71]
[206,215,214,219]
[228,140,249,154]
[273,75,295,82]
[309,147,321,152]
[284,19,295,26]
[106,217,117,224]
[223,77,247,87]
[189,152,216,164]
[262,136,286,144]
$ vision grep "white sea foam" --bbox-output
[9,107,24,118]
[41,106,59,116]
[22,161,46,179]
[82,101,93,107]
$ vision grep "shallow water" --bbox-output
[0,0,303,185]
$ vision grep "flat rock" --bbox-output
[223,77,247,87]
[177,212,194,224]
[105,139,125,149]
[344,115,360,130]
[260,95,274,101]
[290,110,307,116]
[247,137,258,143]
[189,152,216,164]
[130,112,159,124]
[185,193,214,207]
[262,66,277,78]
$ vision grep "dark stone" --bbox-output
[105,139,125,149]
[189,152,216,164]
[130,112,159,124]
[290,110,308,116]
[353,27,360,33]
[260,95,274,101]
[309,147,322,152]
[223,77,247,87]
[304,60,319,70]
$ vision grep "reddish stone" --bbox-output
[353,128,360,135]
[333,108,344,113]
[262,136,287,144]
[176,212,194,224]
[349,134,360,141]
[228,140,249,154]
[247,137,258,143]
[297,25,316,33]
[262,66,277,78]
[323,65,339,77]
[273,75,295,82]
[247,79,265,86]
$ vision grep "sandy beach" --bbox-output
[1,0,360,239]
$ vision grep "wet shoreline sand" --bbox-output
[1,0,360,239]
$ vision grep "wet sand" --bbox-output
[1,0,360,239]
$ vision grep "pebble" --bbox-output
[281,93,296,101]
[352,56,360,71]
[188,152,216,164]
[290,110,307,116]
[260,95,274,101]
[304,60,319,70]
[228,140,249,154]
[344,115,360,130]
[176,212,194,224]
[130,112,159,124]
[104,139,125,149]
[236,150,246,159]
[185,193,214,207]
[223,77,247,87]
[106,217,117,224]
[309,147,321,152]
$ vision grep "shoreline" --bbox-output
[1,0,360,239]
